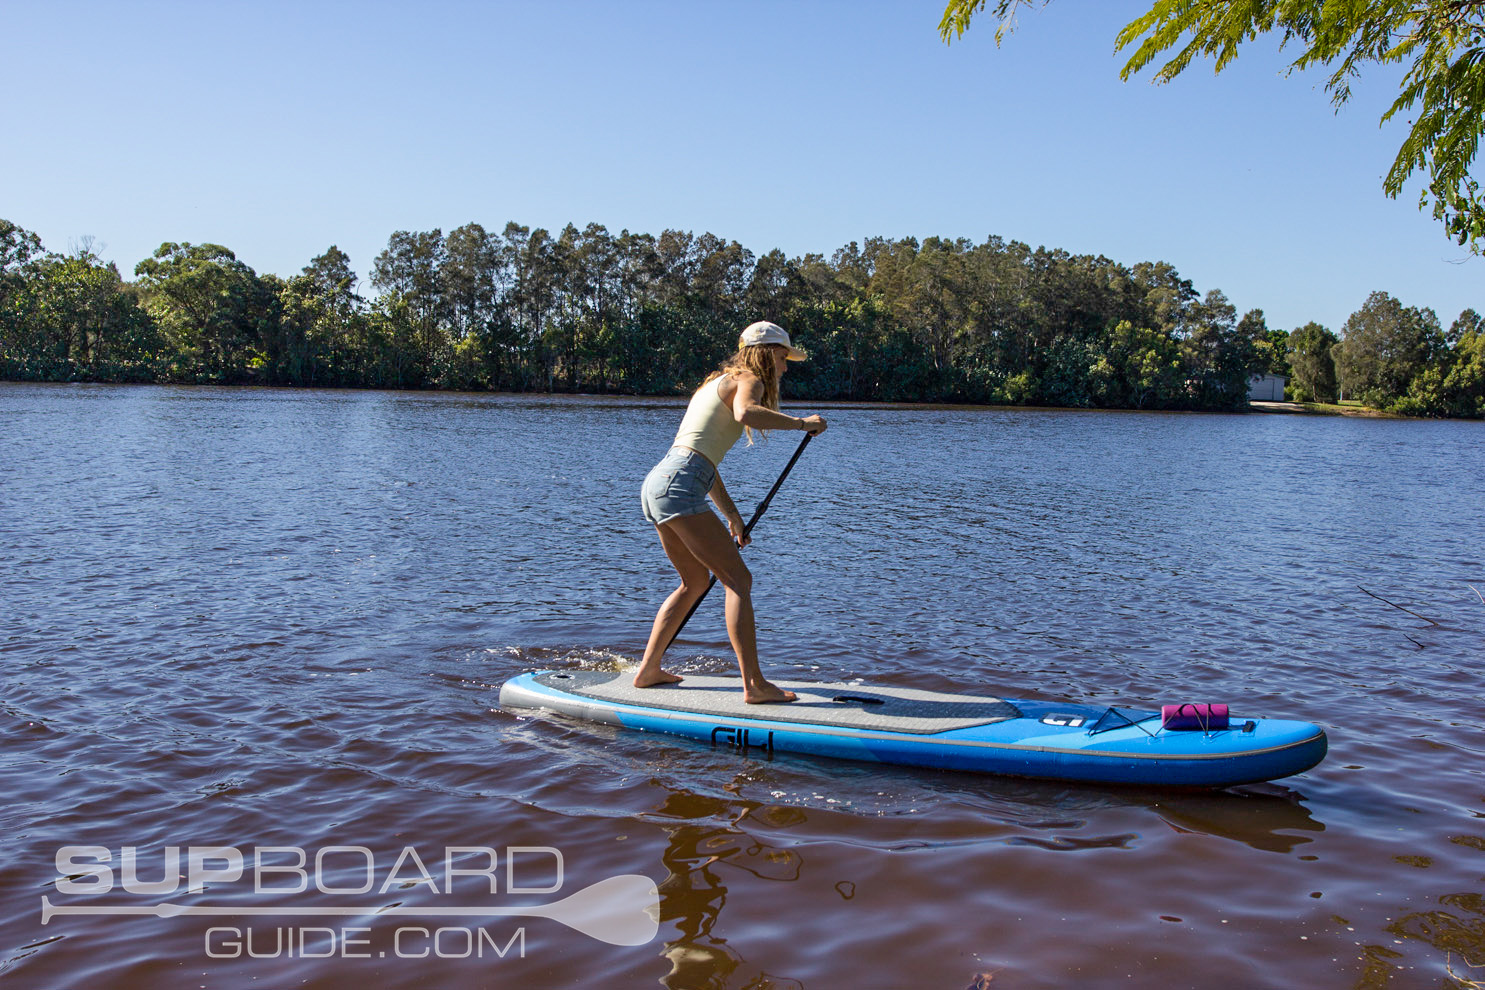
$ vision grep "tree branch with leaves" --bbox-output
[940,0,1485,251]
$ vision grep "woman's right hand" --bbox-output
[800,415,828,436]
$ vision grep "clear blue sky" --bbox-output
[4,0,1478,335]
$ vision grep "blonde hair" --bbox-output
[701,344,782,444]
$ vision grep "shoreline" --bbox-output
[2,379,1462,420]
[1248,399,1407,418]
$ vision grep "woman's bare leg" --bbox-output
[662,511,796,704]
[634,524,710,687]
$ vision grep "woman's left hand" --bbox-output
[728,514,751,548]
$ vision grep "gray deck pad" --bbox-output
[534,670,1020,735]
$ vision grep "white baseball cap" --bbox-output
[739,321,807,360]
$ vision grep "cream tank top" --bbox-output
[672,375,744,466]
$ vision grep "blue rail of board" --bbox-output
[499,671,1328,788]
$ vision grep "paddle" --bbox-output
[663,431,813,652]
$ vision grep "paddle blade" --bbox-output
[543,873,659,946]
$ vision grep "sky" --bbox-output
[3,0,1479,335]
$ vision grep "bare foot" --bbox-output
[634,670,684,688]
[744,682,797,704]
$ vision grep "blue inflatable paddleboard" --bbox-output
[499,671,1326,788]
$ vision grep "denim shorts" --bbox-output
[641,447,717,526]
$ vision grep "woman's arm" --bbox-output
[730,374,828,434]
[708,472,751,547]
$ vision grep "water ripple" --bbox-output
[2,384,1483,988]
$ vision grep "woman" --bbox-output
[635,321,827,703]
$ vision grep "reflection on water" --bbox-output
[3,384,1485,988]
[649,789,808,989]
[1150,786,1325,855]
[1390,891,1485,987]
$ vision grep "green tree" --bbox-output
[1130,260,1198,339]
[1438,327,1485,416]
[1037,333,1098,407]
[1260,326,1292,377]
[27,250,159,379]
[547,224,585,390]
[940,0,1485,251]
[785,296,900,400]
[690,232,754,324]
[277,246,363,385]
[1447,307,1482,347]
[1088,319,1183,409]
[891,235,974,383]
[134,242,276,382]
[499,223,561,390]
[1333,290,1445,406]
[0,219,43,296]
[441,224,503,389]
[1394,309,1485,416]
[1179,292,1266,409]
[441,224,499,344]
[1234,307,1274,391]
[0,221,46,372]
[1286,321,1339,402]
[371,229,449,387]
[568,223,638,391]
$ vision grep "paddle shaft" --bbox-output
[663,431,813,652]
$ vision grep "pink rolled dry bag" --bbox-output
[1161,703,1229,731]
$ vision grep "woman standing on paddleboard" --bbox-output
[635,321,827,704]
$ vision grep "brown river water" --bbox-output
[2,383,1483,989]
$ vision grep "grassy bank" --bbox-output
[1250,399,1405,418]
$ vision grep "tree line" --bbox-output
[0,217,1479,416]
